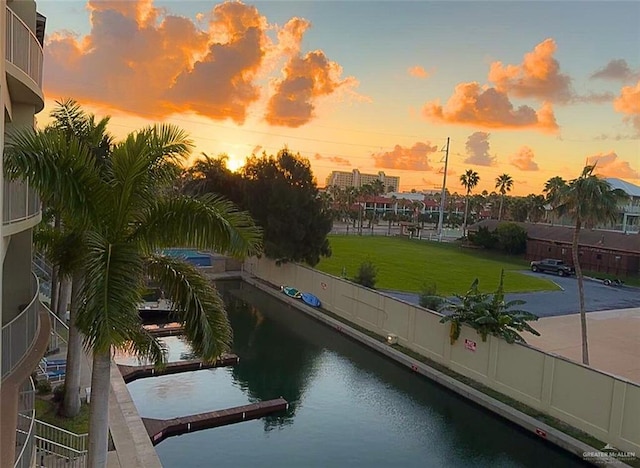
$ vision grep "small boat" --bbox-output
[301,292,321,308]
[281,286,302,299]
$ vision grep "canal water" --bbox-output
[124,281,587,467]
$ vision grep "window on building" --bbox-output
[596,254,602,260]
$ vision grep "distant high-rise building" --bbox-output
[326,169,400,192]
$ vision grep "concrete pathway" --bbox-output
[526,307,640,384]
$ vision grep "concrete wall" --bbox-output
[244,257,640,453]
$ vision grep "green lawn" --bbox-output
[316,236,559,295]
[35,398,90,435]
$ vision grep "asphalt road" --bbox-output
[384,271,640,318]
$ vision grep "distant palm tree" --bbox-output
[495,173,514,221]
[460,169,480,237]
[543,176,567,224]
[555,165,627,365]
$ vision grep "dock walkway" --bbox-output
[143,398,289,445]
[117,354,239,383]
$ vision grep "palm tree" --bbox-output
[6,123,262,466]
[555,165,627,365]
[460,169,480,237]
[495,173,513,221]
[543,176,567,224]
[27,99,116,418]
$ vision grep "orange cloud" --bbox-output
[509,146,539,171]
[423,82,558,132]
[613,81,640,134]
[587,151,639,179]
[265,51,357,127]
[408,66,429,79]
[372,142,438,171]
[314,153,351,167]
[464,132,496,166]
[488,38,572,103]
[43,1,352,126]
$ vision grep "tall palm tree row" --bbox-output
[6,121,262,466]
[554,165,627,365]
[495,173,513,221]
[460,169,480,237]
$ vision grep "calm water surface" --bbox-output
[123,281,587,468]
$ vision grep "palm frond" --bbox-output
[77,232,145,353]
[4,128,102,225]
[132,194,262,258]
[34,227,85,278]
[140,123,193,165]
[118,328,168,369]
[145,255,231,362]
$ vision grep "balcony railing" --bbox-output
[1,274,40,380]
[14,378,36,468]
[3,178,41,226]
[5,6,43,88]
[35,420,88,466]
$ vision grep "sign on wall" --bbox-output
[464,339,477,352]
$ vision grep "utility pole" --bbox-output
[437,137,450,242]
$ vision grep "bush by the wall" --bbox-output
[419,281,445,311]
[353,260,377,289]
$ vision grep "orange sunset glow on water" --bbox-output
[36,0,639,196]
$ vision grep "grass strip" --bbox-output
[317,236,558,295]
[35,398,90,437]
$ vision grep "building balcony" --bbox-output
[3,178,41,236]
[1,273,41,380]
[622,205,640,215]
[5,5,44,111]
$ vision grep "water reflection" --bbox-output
[221,283,322,429]
[127,280,587,468]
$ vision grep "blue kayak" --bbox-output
[301,292,321,308]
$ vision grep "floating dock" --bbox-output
[143,398,289,445]
[146,325,184,337]
[118,354,239,383]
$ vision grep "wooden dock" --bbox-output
[146,325,184,337]
[143,398,289,445]
[118,354,239,383]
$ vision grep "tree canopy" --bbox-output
[240,148,332,266]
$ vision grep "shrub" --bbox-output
[494,222,527,255]
[419,281,444,311]
[36,379,52,395]
[353,260,377,289]
[440,270,540,344]
[469,226,497,249]
[52,384,65,403]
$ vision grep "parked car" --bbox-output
[530,259,575,276]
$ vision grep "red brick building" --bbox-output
[470,220,640,277]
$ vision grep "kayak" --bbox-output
[281,286,302,299]
[301,292,321,308]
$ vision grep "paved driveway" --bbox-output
[384,271,640,318]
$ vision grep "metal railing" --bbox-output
[14,378,36,468]
[5,6,44,87]
[1,274,40,379]
[34,420,87,467]
[3,178,41,226]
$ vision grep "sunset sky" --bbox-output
[36,0,640,195]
